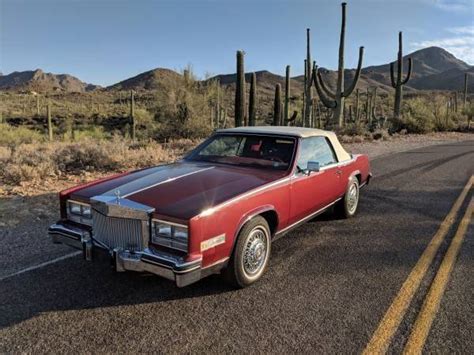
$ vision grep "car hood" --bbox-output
[70,161,287,220]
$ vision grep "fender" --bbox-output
[348,169,362,185]
[230,204,279,253]
[59,171,131,218]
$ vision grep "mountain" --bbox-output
[210,47,472,101]
[365,46,470,77]
[0,69,98,92]
[106,68,183,91]
[1,47,471,95]
[410,66,474,91]
[362,46,472,91]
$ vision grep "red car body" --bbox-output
[50,127,371,287]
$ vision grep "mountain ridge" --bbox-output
[1,47,472,94]
[0,69,99,93]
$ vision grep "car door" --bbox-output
[289,136,342,225]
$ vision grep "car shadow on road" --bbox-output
[0,252,237,329]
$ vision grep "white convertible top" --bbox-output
[218,126,352,162]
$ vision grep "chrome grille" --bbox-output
[92,210,145,251]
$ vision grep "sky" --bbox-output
[1,0,473,86]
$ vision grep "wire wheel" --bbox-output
[241,226,269,279]
[347,182,359,214]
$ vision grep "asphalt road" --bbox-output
[1,140,473,353]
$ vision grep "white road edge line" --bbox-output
[0,251,81,282]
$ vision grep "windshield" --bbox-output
[185,134,296,170]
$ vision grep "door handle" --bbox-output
[336,170,342,175]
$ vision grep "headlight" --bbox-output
[67,200,92,226]
[151,220,188,252]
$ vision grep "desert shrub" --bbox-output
[0,137,199,185]
[2,144,56,184]
[371,129,390,140]
[0,146,12,163]
[0,123,45,146]
[69,125,110,141]
[392,98,435,134]
[337,122,367,136]
[433,113,458,132]
[54,139,125,173]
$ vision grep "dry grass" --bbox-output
[0,138,199,187]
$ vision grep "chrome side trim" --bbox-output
[274,198,342,238]
[139,257,201,274]
[67,200,91,207]
[152,219,188,228]
[202,257,230,270]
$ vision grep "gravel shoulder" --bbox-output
[342,132,473,159]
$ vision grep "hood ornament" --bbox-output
[114,189,121,203]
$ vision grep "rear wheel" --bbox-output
[335,176,360,218]
[223,216,271,288]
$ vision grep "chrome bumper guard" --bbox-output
[49,221,203,287]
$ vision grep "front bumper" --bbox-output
[49,221,204,287]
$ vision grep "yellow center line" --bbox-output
[403,197,473,354]
[363,176,473,355]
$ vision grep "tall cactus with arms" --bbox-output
[390,31,413,118]
[235,50,246,127]
[273,84,282,126]
[312,2,364,127]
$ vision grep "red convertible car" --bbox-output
[50,127,371,287]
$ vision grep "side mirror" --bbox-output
[307,161,320,173]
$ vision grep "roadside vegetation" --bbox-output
[0,125,197,186]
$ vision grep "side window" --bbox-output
[296,136,338,170]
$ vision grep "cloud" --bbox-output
[429,0,473,12]
[448,26,474,35]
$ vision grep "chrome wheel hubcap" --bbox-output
[347,183,359,214]
[242,227,268,277]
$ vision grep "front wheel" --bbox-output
[335,176,360,218]
[223,216,271,288]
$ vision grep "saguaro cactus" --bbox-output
[391,31,413,117]
[355,88,360,122]
[463,73,469,109]
[372,87,378,121]
[284,65,291,126]
[248,73,257,126]
[365,88,370,122]
[303,59,308,126]
[36,95,40,116]
[130,90,136,140]
[47,101,53,141]
[273,84,282,126]
[235,50,246,127]
[214,80,220,128]
[305,29,313,127]
[312,2,364,127]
